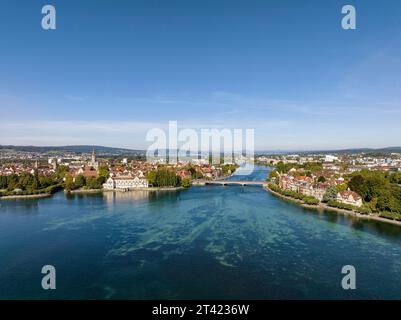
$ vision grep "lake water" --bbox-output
[1,164,401,299]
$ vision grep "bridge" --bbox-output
[193,179,266,187]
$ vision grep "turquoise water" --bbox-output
[1,165,401,299]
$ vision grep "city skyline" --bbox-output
[1,0,401,149]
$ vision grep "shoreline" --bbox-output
[264,185,401,227]
[71,186,185,193]
[104,186,185,192]
[0,193,52,200]
[67,188,103,194]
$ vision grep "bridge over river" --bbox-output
[193,179,266,186]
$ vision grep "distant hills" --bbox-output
[1,144,401,156]
[317,147,401,154]
[0,145,144,155]
[258,146,401,155]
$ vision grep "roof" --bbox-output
[338,190,362,200]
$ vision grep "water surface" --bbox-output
[1,165,401,299]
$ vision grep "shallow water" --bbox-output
[1,165,401,299]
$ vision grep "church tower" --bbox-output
[91,149,96,164]
[89,148,99,170]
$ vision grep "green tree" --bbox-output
[56,165,69,179]
[323,186,337,203]
[303,162,323,172]
[146,171,157,186]
[390,172,401,184]
[31,170,40,190]
[336,183,348,192]
[75,174,86,188]
[181,178,192,188]
[86,177,103,189]
[0,175,7,189]
[268,170,279,182]
[151,168,181,187]
[348,175,368,199]
[64,174,74,192]
[98,165,110,181]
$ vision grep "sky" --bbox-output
[1,0,401,151]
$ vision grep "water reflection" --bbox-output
[0,199,39,215]
[103,190,151,204]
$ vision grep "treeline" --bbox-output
[147,168,182,187]
[347,170,401,216]
[64,175,106,191]
[64,165,109,191]
[182,165,203,179]
[0,171,62,196]
[274,161,323,174]
[221,164,239,176]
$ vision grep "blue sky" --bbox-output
[1,0,401,150]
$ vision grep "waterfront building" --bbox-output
[103,173,148,190]
[336,190,363,207]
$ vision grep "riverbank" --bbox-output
[264,185,401,227]
[67,188,103,194]
[0,193,52,200]
[75,186,185,193]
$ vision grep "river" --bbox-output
[1,164,401,299]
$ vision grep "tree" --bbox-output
[56,165,69,179]
[221,164,238,175]
[268,170,279,182]
[336,183,348,192]
[64,174,74,192]
[98,165,110,181]
[348,175,368,199]
[86,177,103,189]
[323,186,337,203]
[390,172,401,184]
[31,170,40,190]
[74,174,86,188]
[146,171,157,186]
[181,178,191,188]
[0,175,7,189]
[275,161,292,173]
[303,162,323,172]
[151,168,181,187]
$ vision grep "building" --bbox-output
[88,149,99,170]
[324,155,339,163]
[74,166,97,179]
[103,173,148,190]
[336,190,363,207]
[176,170,192,179]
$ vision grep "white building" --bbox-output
[324,155,339,162]
[336,190,363,207]
[103,174,148,190]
